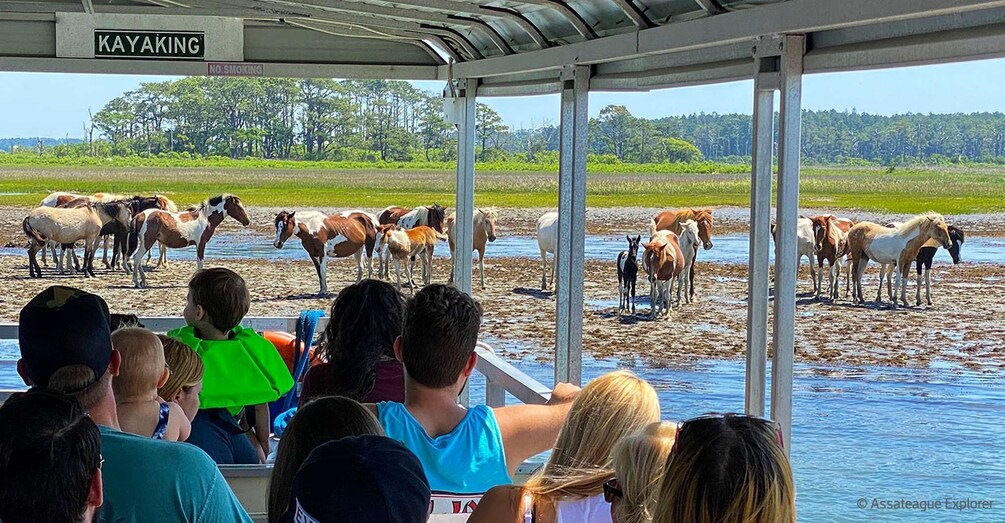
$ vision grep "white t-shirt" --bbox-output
[556,494,613,523]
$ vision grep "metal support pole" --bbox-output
[555,64,589,387]
[771,34,804,454]
[745,58,777,418]
[453,78,477,296]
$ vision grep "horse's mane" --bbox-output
[900,211,944,233]
[690,208,714,223]
[477,207,499,220]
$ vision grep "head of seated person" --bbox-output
[0,388,103,523]
[653,414,795,523]
[157,334,204,422]
[524,371,661,504]
[269,396,385,523]
[183,267,250,340]
[608,422,677,523]
[112,328,168,403]
[280,435,430,523]
[301,279,405,404]
[398,283,482,393]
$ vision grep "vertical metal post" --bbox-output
[555,64,589,387]
[771,35,804,454]
[454,78,477,296]
[745,57,777,418]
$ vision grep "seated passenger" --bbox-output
[300,279,406,404]
[169,268,294,464]
[268,396,385,523]
[279,435,430,523]
[369,284,581,514]
[0,388,103,523]
[607,422,677,523]
[16,285,252,522]
[112,327,190,441]
[469,371,660,523]
[157,334,204,423]
[653,414,795,523]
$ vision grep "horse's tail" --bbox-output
[434,231,449,242]
[127,214,142,256]
[22,216,45,245]
[648,217,658,238]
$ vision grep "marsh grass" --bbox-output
[0,164,1002,213]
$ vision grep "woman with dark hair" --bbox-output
[299,279,405,404]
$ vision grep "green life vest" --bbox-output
[168,325,295,416]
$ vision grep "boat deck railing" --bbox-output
[0,316,550,521]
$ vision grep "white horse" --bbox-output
[446,208,499,289]
[675,220,701,306]
[536,211,558,290]
[771,217,818,294]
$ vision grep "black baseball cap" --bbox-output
[281,435,431,523]
[18,286,113,389]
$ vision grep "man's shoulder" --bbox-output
[100,427,218,471]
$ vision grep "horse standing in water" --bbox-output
[23,200,132,278]
[377,204,447,279]
[273,210,370,296]
[912,225,964,306]
[642,230,685,320]
[446,208,499,289]
[847,212,952,308]
[617,235,641,317]
[810,214,855,300]
[649,208,714,301]
[130,194,250,288]
[675,220,701,306]
[536,211,559,291]
[771,217,818,294]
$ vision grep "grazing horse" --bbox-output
[446,208,499,289]
[912,225,965,306]
[536,211,559,291]
[847,212,952,307]
[377,204,447,278]
[273,210,368,295]
[23,200,132,278]
[649,208,714,301]
[617,235,641,317]
[131,194,250,288]
[675,220,701,306]
[378,225,446,293]
[771,217,818,294]
[642,230,685,320]
[810,215,854,300]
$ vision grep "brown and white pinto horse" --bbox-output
[649,208,714,301]
[376,204,447,278]
[273,210,369,296]
[130,194,250,288]
[642,230,685,320]
[810,215,855,300]
[378,225,447,293]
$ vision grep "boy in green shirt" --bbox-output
[169,268,294,464]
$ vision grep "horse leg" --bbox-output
[688,252,696,301]
[353,249,364,283]
[630,277,636,314]
[875,264,886,303]
[156,243,168,268]
[925,267,932,306]
[196,241,206,271]
[540,249,549,290]
[101,235,110,269]
[319,257,329,296]
[478,249,486,290]
[424,251,433,286]
[132,245,145,288]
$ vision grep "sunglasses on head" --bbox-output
[676,413,785,449]
[603,478,623,503]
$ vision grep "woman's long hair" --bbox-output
[526,370,660,500]
[267,397,385,523]
[157,334,203,401]
[611,422,677,523]
[310,279,404,401]
[653,414,795,523]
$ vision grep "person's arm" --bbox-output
[252,403,271,463]
[167,402,191,442]
[467,485,529,523]
[493,383,581,477]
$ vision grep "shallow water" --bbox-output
[3,231,999,266]
[3,337,1003,521]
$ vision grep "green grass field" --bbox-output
[1,164,1004,214]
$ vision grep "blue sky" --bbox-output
[3,57,1005,137]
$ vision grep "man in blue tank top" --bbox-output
[16,286,252,523]
[369,284,580,514]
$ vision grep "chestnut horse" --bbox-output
[131,194,250,288]
[847,212,951,308]
[642,230,685,320]
[649,208,713,301]
[377,204,447,278]
[810,214,854,300]
[378,224,446,293]
[273,210,369,296]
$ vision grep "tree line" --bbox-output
[8,77,1005,165]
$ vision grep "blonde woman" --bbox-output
[653,414,795,523]
[606,422,677,523]
[157,334,204,422]
[469,370,660,523]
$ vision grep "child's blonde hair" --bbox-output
[527,370,661,499]
[111,328,166,399]
[611,422,677,523]
[157,335,203,401]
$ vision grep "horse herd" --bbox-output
[18,194,963,313]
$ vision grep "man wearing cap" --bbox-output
[281,435,431,523]
[17,285,252,523]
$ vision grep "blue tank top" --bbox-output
[378,402,512,512]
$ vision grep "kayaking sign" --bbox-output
[94,30,205,60]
